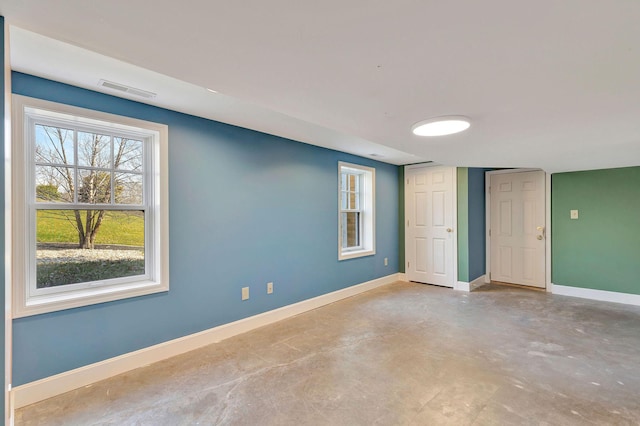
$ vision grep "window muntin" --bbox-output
[13,95,169,317]
[338,162,375,260]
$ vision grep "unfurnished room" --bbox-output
[0,1,638,425]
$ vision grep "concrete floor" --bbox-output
[15,282,640,425]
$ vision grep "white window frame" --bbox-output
[338,161,375,260]
[12,95,169,318]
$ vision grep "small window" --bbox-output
[338,162,375,260]
[12,95,169,317]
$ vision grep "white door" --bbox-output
[490,171,546,288]
[405,166,455,287]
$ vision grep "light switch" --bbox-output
[570,210,579,220]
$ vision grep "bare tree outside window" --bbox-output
[13,95,168,316]
[35,125,143,249]
[34,124,146,288]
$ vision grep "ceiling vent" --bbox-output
[98,80,157,99]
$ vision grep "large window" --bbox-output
[12,95,169,317]
[338,162,375,260]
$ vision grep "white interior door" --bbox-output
[490,171,546,288]
[405,166,455,287]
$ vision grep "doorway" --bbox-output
[486,170,547,289]
[405,165,456,287]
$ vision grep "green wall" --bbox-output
[398,167,405,273]
[457,168,470,282]
[552,166,640,294]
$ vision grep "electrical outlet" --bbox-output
[267,282,273,294]
[242,287,249,301]
[570,210,579,220]
[384,257,388,266]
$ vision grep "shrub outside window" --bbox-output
[12,95,169,317]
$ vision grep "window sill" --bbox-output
[339,249,375,261]
[14,280,169,318]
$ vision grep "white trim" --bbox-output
[11,273,402,409]
[338,161,375,260]
[485,169,549,289]
[11,95,170,317]
[470,274,487,291]
[455,275,487,292]
[485,172,490,282]
[552,284,640,306]
[452,168,458,286]
[454,281,470,292]
[4,23,14,426]
[397,272,407,282]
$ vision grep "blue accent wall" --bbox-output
[467,168,487,281]
[457,167,487,283]
[11,72,399,385]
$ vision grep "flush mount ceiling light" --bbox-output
[206,88,219,93]
[411,116,471,137]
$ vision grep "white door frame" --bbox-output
[3,23,13,425]
[485,169,552,291]
[404,164,457,287]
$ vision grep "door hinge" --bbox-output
[407,261,410,268]
[407,219,410,227]
[489,229,491,237]
[407,178,409,185]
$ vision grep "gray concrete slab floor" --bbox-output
[15,282,640,425]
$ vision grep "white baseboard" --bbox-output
[454,281,470,292]
[397,272,407,282]
[12,273,402,410]
[552,284,640,306]
[454,275,486,292]
[469,275,487,291]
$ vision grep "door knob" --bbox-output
[446,228,453,233]
[537,235,543,240]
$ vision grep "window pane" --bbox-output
[35,124,75,166]
[349,190,360,210]
[35,165,75,203]
[115,173,143,205]
[114,138,143,171]
[78,131,111,168]
[342,211,360,248]
[349,174,358,192]
[78,169,112,204]
[36,209,145,288]
[341,173,347,191]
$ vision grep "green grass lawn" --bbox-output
[37,209,144,246]
[36,209,145,287]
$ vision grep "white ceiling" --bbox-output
[2,1,640,172]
